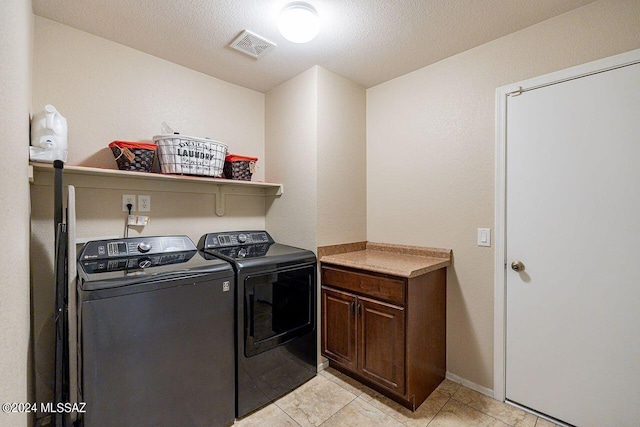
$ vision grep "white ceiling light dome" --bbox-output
[278,2,319,43]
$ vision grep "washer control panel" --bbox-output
[80,252,193,273]
[199,230,274,249]
[80,235,196,260]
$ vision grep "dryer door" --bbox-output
[244,264,315,357]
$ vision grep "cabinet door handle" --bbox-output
[357,303,362,317]
[350,301,355,313]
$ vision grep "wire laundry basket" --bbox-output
[153,134,228,177]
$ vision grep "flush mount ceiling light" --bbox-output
[278,2,319,43]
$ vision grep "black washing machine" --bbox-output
[74,235,235,427]
[198,231,317,418]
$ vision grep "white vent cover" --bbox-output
[230,30,276,59]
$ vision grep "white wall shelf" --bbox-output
[29,162,283,216]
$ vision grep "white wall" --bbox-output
[31,17,267,408]
[265,66,367,250]
[265,67,319,251]
[366,0,640,391]
[33,16,265,178]
[317,68,367,246]
[0,1,32,426]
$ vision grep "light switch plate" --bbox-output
[477,228,491,247]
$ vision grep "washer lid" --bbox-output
[198,230,316,270]
[79,250,233,291]
[203,243,316,270]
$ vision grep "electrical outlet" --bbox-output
[138,195,151,212]
[122,194,136,212]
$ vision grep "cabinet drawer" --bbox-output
[322,266,405,305]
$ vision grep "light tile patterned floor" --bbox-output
[234,367,561,427]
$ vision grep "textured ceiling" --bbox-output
[32,0,596,92]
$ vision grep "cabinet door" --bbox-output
[358,296,405,394]
[321,287,357,370]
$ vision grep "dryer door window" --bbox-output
[244,265,315,357]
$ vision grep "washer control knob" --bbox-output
[137,242,152,253]
[238,234,247,243]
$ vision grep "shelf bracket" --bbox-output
[215,188,226,217]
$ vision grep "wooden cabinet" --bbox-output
[321,264,446,411]
[322,288,357,370]
[358,296,405,394]
[322,288,405,393]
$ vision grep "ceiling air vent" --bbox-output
[230,30,276,59]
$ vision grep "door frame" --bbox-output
[493,48,640,402]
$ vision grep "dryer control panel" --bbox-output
[198,230,274,250]
[80,235,196,260]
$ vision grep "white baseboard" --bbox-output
[316,364,493,399]
[317,359,329,372]
[446,372,494,399]
[506,400,572,427]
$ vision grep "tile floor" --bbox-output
[234,367,560,427]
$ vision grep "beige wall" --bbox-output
[265,67,318,251]
[33,16,265,179]
[0,1,32,426]
[265,66,367,250]
[31,17,268,407]
[317,68,367,246]
[366,0,640,391]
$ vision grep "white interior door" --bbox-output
[505,62,640,427]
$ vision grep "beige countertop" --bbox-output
[319,242,451,278]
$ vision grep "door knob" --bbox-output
[511,261,525,272]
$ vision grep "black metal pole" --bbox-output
[53,224,67,427]
[53,160,64,245]
[52,159,68,426]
